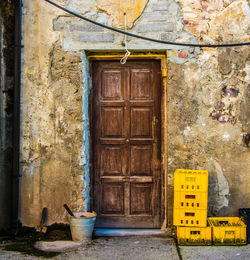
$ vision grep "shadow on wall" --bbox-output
[0,0,15,232]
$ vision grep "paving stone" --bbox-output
[55,235,179,260]
[1,237,250,260]
[180,245,250,260]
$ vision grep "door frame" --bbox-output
[87,51,168,229]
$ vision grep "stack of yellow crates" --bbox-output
[174,169,247,245]
[174,169,211,245]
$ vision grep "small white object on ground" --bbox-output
[34,241,82,252]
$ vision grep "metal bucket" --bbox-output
[68,212,96,243]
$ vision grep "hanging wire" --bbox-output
[45,0,250,48]
[120,13,131,64]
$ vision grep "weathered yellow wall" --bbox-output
[21,0,85,226]
[21,0,250,227]
[96,0,149,28]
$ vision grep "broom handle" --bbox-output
[64,204,76,217]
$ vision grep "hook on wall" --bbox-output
[120,12,131,64]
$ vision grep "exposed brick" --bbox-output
[178,51,188,58]
[138,23,174,33]
[161,32,175,41]
[53,18,64,31]
[78,33,114,42]
[53,18,104,32]
[152,2,168,11]
[145,12,169,22]
[70,24,104,32]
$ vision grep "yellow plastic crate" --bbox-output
[174,169,208,193]
[177,226,212,245]
[174,208,207,227]
[174,191,208,210]
[208,217,247,245]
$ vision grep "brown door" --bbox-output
[92,60,161,228]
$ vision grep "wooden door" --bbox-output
[92,60,161,228]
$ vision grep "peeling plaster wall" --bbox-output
[21,0,86,226]
[166,0,250,223]
[20,0,250,226]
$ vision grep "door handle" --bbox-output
[153,116,159,125]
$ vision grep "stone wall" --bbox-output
[0,0,15,232]
[167,0,250,224]
[20,0,249,226]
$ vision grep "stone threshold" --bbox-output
[94,228,166,237]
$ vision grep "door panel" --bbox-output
[130,145,152,176]
[130,107,153,137]
[101,107,124,137]
[101,183,124,214]
[130,69,152,99]
[92,60,161,228]
[130,183,152,215]
[101,146,124,176]
[102,70,122,99]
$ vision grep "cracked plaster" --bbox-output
[20,0,250,226]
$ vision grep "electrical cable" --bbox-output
[45,0,250,48]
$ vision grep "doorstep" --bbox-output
[94,228,167,237]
